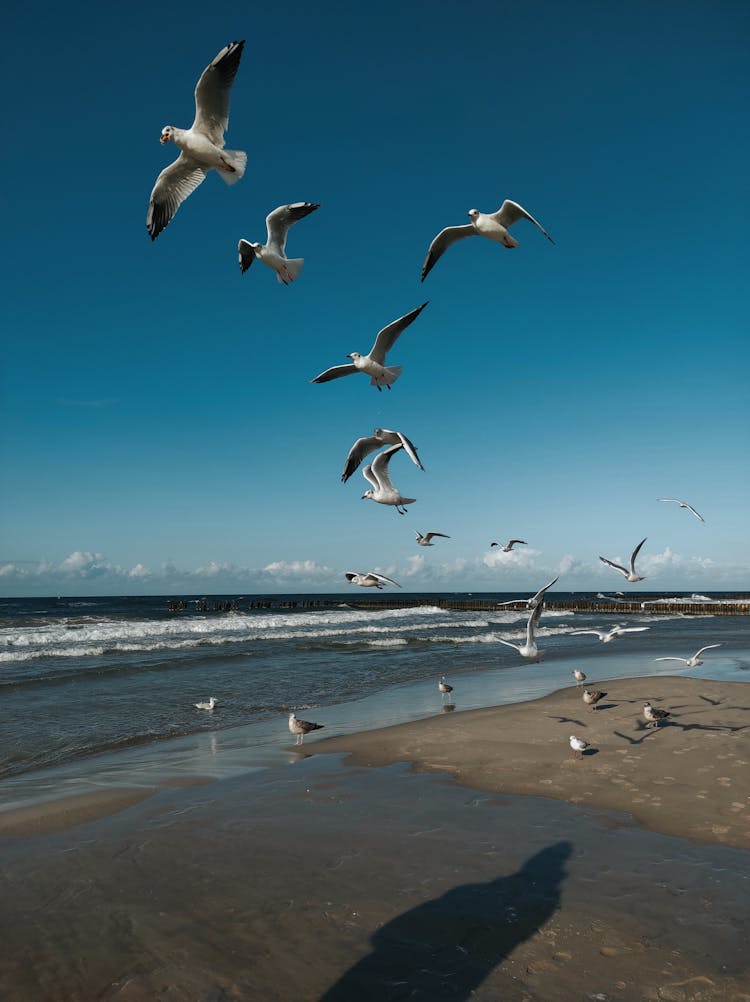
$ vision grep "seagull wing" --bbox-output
[529,575,559,604]
[616,627,650,634]
[369,444,403,490]
[526,601,543,643]
[237,239,257,273]
[265,201,320,255]
[421,224,476,281]
[344,572,360,583]
[685,502,705,522]
[361,463,380,490]
[629,537,647,572]
[389,430,424,470]
[192,40,245,145]
[342,435,381,482]
[653,657,687,663]
[494,200,554,243]
[369,302,428,364]
[695,644,722,656]
[311,363,359,384]
[571,630,603,638]
[147,155,208,240]
[370,572,401,588]
[424,532,450,542]
[508,539,527,547]
[599,555,629,577]
[497,638,521,653]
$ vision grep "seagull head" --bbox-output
[361,489,375,501]
[468,209,480,221]
[347,352,362,361]
[160,126,174,144]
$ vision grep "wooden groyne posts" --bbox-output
[334,598,749,616]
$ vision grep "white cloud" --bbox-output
[263,559,333,577]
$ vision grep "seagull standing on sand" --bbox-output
[569,735,590,759]
[583,689,607,711]
[654,644,722,668]
[571,624,650,644]
[643,701,671,728]
[288,712,324,745]
[656,498,705,522]
[416,531,450,547]
[439,676,454,701]
[238,202,320,284]
[572,669,587,687]
[599,537,648,582]
[147,41,246,240]
[361,445,416,514]
[491,539,527,552]
[497,603,544,661]
[195,696,217,710]
[310,303,428,391]
[421,199,554,281]
[344,571,401,589]
[342,429,423,483]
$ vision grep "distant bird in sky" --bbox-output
[147,41,246,240]
[342,428,423,483]
[569,735,590,759]
[421,199,554,281]
[491,539,526,552]
[438,676,453,700]
[654,644,722,668]
[310,303,428,391]
[288,712,324,745]
[497,602,544,660]
[572,669,587,687]
[416,531,450,547]
[344,571,401,589]
[583,689,607,711]
[599,537,648,582]
[656,498,705,522]
[361,444,416,514]
[238,202,320,284]
[194,696,217,710]
[643,701,671,728]
[571,624,650,643]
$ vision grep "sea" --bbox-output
[1,591,748,809]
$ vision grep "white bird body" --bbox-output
[416,531,450,546]
[195,696,217,710]
[288,712,324,745]
[421,200,554,281]
[438,675,453,697]
[345,571,401,589]
[497,603,544,660]
[643,701,671,727]
[238,202,320,284]
[599,537,647,582]
[657,498,705,522]
[361,444,416,513]
[654,644,722,668]
[572,669,586,686]
[569,735,589,758]
[311,303,428,391]
[342,428,423,483]
[571,624,650,644]
[147,41,246,240]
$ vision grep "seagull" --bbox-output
[497,602,544,660]
[494,576,559,610]
[361,445,416,514]
[310,302,428,391]
[194,696,217,710]
[147,41,246,240]
[438,676,453,700]
[342,428,423,483]
[238,202,320,284]
[599,537,648,582]
[656,498,705,522]
[416,531,450,547]
[571,624,650,643]
[288,712,324,745]
[344,571,401,589]
[421,200,554,281]
[583,689,607,711]
[654,644,722,668]
[643,701,671,728]
[490,539,526,552]
[572,669,587,687]
[569,735,590,759]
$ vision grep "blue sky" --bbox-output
[1,0,748,596]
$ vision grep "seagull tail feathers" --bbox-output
[277,258,304,284]
[371,365,403,389]
[218,150,247,185]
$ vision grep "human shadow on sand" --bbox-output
[318,841,571,1001]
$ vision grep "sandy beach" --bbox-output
[1,676,749,1001]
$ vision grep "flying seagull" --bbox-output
[416,531,450,547]
[238,202,320,284]
[439,676,454,700]
[490,539,526,552]
[147,41,246,240]
[654,644,722,668]
[342,428,423,483]
[311,302,428,391]
[495,576,559,611]
[344,571,401,589]
[656,498,705,522]
[599,537,648,582]
[421,199,554,281]
[497,602,544,660]
[361,444,416,514]
[569,735,590,759]
[582,689,607,711]
[643,701,671,728]
[288,712,324,745]
[571,624,650,643]
[194,696,217,710]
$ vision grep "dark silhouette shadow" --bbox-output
[548,714,587,727]
[318,841,572,1001]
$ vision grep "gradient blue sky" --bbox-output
[1,1,748,596]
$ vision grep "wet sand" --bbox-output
[0,677,749,1001]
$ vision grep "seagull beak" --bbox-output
[160,133,169,144]
[361,494,367,500]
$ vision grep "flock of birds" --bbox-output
[151,41,718,753]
